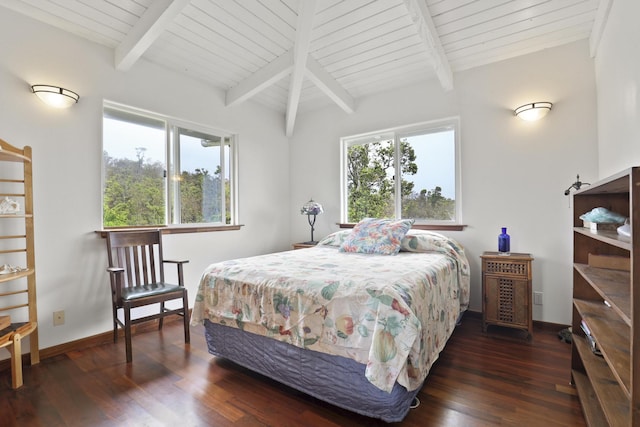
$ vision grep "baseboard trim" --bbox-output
[464,310,569,332]
[0,314,187,372]
[2,310,568,372]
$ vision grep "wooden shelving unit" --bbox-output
[0,138,39,388]
[571,167,639,426]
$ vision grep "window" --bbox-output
[102,103,237,228]
[341,118,460,225]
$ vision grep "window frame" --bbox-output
[101,101,239,230]
[340,117,462,226]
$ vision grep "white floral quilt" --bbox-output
[191,230,470,393]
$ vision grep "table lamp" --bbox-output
[300,199,323,244]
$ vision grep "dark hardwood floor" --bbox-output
[0,314,585,426]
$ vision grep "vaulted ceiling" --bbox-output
[1,0,609,135]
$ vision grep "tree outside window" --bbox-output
[102,104,236,228]
[342,120,459,224]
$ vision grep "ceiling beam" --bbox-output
[589,0,613,58]
[115,0,190,71]
[226,51,293,107]
[285,0,317,137]
[403,0,453,91]
[306,57,355,114]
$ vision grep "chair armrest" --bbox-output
[106,267,125,300]
[163,260,189,286]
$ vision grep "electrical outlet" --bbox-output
[53,310,65,326]
[533,292,543,305]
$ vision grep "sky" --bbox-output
[104,117,454,199]
[403,130,455,199]
[103,118,227,178]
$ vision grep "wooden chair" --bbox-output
[106,230,190,362]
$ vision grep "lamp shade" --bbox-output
[514,102,552,121]
[31,85,79,108]
[301,199,323,215]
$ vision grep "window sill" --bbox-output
[338,223,466,231]
[96,224,243,238]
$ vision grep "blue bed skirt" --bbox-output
[204,320,421,422]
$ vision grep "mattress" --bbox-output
[191,229,470,421]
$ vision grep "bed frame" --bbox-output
[204,320,421,422]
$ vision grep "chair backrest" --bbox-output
[106,230,165,289]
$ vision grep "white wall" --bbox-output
[0,8,291,352]
[0,4,607,357]
[594,0,640,177]
[291,40,598,325]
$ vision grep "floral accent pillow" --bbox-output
[339,218,414,255]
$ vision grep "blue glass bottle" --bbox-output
[498,227,510,255]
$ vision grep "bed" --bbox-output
[191,222,470,422]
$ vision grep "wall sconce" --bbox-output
[31,84,79,108]
[514,102,552,121]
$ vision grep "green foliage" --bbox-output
[103,152,230,226]
[179,167,225,223]
[402,186,455,220]
[103,151,165,226]
[346,140,455,222]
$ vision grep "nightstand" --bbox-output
[481,252,533,339]
[292,242,317,250]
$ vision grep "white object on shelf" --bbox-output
[618,219,631,237]
[0,264,27,275]
[0,197,19,214]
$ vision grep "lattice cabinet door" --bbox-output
[481,252,533,339]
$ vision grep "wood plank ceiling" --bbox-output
[0,0,608,135]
